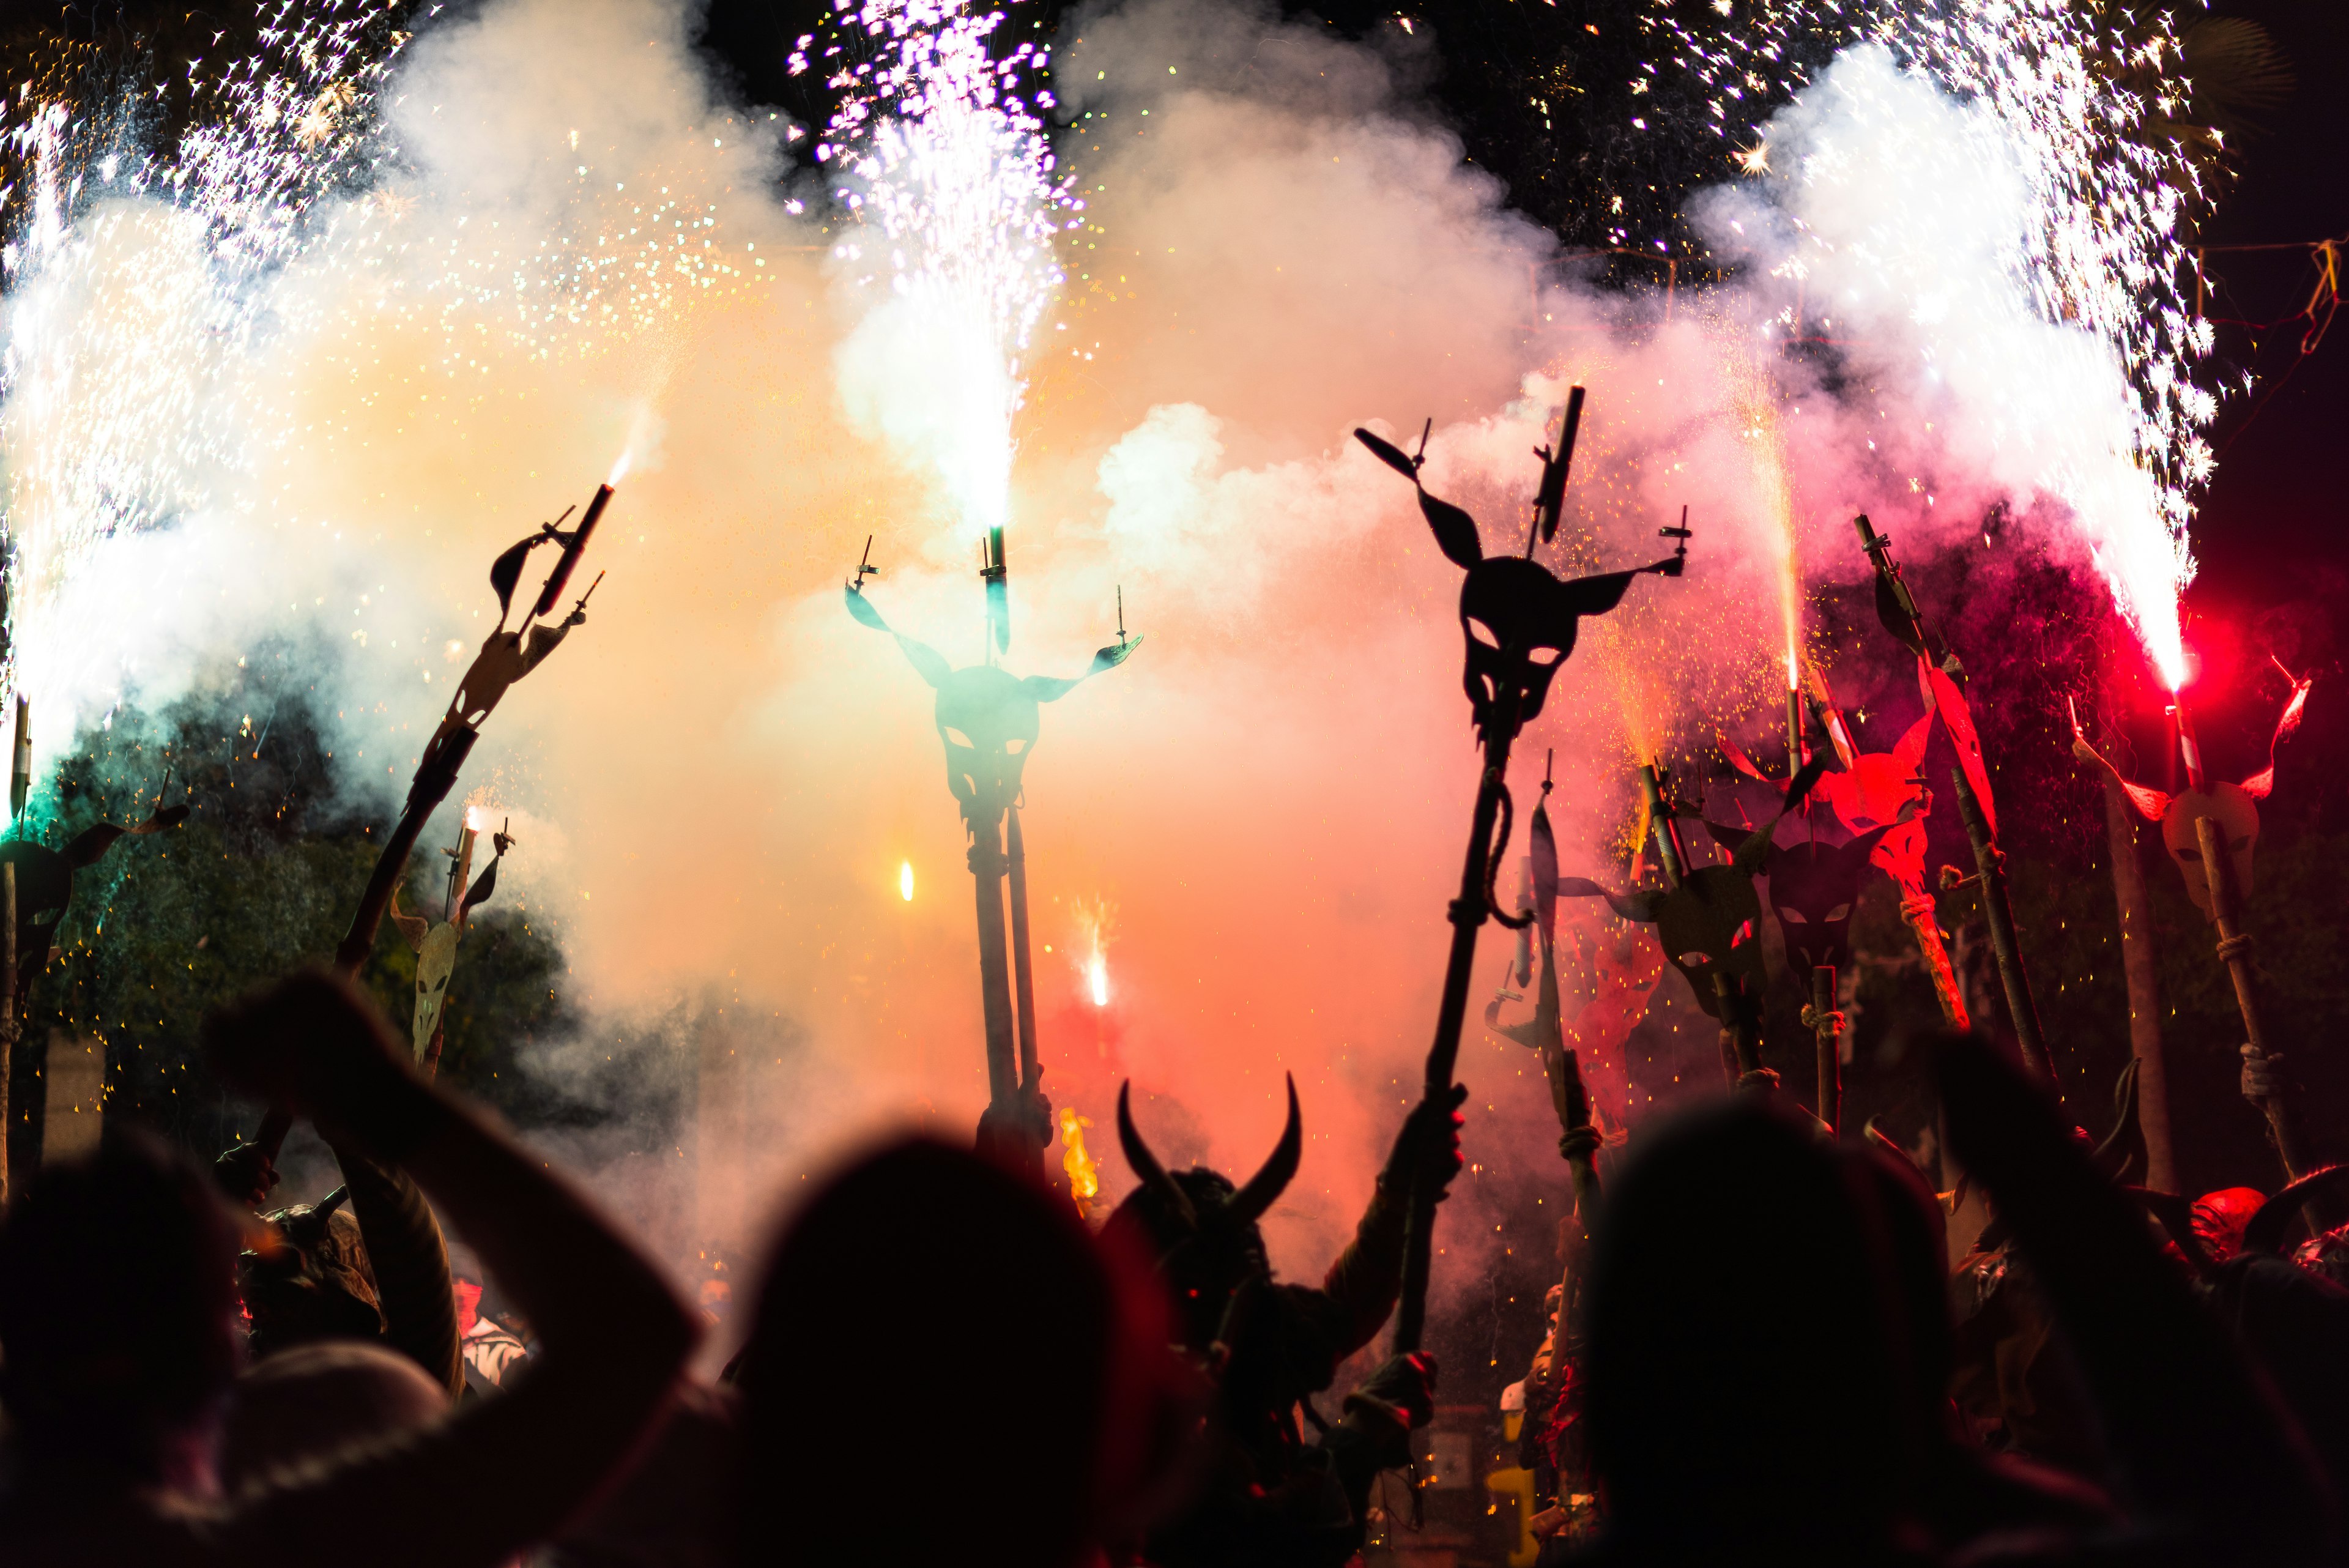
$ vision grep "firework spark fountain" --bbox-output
[809,0,1077,553]
[1657,2,2214,689]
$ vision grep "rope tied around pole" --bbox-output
[1737,1068,1782,1093]
[2217,933,2256,964]
[1485,778,1531,930]
[1898,893,1941,930]
[1559,1124,1602,1164]
[1800,1004,1849,1035]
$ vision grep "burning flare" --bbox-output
[899,860,915,902]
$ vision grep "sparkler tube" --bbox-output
[1635,762,1688,890]
[530,482,612,620]
[2172,693,2209,794]
[1392,719,1518,1357]
[1787,681,1805,779]
[2195,813,2303,1180]
[9,697,28,821]
[1006,806,1040,1091]
[1951,765,2050,1082]
[968,814,1021,1110]
[1811,965,1841,1135]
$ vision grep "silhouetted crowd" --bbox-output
[2,967,2347,1567]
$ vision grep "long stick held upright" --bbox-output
[1390,710,1518,1356]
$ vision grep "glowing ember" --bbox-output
[899,860,915,902]
[1058,1106,1099,1211]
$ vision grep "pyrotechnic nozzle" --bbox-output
[2170,691,2209,793]
[1636,760,1690,889]
[8,696,27,822]
[532,481,612,619]
[1658,505,1693,576]
[981,526,1009,655]
[1529,385,1586,549]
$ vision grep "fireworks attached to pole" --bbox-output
[1354,396,1684,1356]
[806,0,1078,547]
[1644,2,2215,691]
[843,545,1138,1170]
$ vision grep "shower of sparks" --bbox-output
[800,0,1078,543]
[1721,346,1806,697]
[1088,954,1110,1008]
[0,1,757,754]
[0,1,404,747]
[1638,0,2213,688]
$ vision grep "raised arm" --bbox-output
[197,972,697,1568]
[330,1143,464,1397]
[1937,1035,2336,1562]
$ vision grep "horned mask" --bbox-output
[1352,426,1682,742]
[845,585,1138,831]
[1111,1077,1302,1347]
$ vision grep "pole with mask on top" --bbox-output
[1355,391,1685,1355]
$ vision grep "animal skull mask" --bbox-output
[1712,825,1897,974]
[845,585,1138,831]
[0,803,188,994]
[1352,426,1682,741]
[1560,755,1828,1020]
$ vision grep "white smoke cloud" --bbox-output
[0,0,2189,1315]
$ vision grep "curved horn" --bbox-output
[1118,1082,1197,1232]
[1226,1074,1304,1228]
[2243,1164,2349,1257]
[2124,1186,2216,1279]
[2089,1058,2143,1182]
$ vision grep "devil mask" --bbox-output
[0,802,188,993]
[1108,1077,1302,1351]
[1562,756,1828,1020]
[1710,825,1897,974]
[1353,427,1681,741]
[845,585,1138,830]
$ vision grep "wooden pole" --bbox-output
[1005,806,1041,1091]
[1392,724,1513,1356]
[1951,766,2050,1082]
[2195,813,2302,1180]
[2102,763,2175,1192]
[1898,891,1971,1029]
[968,812,1020,1109]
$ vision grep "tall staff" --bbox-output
[844,534,1139,1170]
[251,480,614,1163]
[1355,395,1684,1354]
[1854,515,2049,1079]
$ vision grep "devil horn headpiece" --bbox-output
[1118,1074,1303,1231]
[2243,1164,2349,1257]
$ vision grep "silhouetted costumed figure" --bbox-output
[1109,1076,1466,1568]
